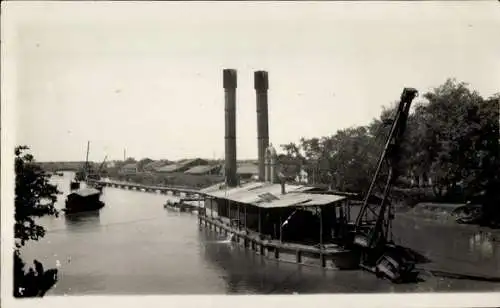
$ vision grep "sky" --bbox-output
[5,1,500,162]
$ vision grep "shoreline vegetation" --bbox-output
[38,79,499,227]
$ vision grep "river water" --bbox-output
[19,172,500,295]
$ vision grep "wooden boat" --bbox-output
[452,204,483,225]
[70,181,81,190]
[64,188,105,214]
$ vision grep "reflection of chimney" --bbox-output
[224,69,238,187]
[255,71,269,182]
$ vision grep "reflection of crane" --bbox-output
[351,88,419,282]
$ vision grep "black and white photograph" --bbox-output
[1,1,500,307]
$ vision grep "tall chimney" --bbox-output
[255,71,269,182]
[223,69,238,187]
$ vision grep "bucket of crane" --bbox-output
[374,246,418,283]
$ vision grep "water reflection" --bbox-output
[468,231,497,258]
[64,211,101,232]
[20,171,499,294]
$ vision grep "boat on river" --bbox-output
[64,188,105,214]
[70,181,81,190]
[452,203,483,225]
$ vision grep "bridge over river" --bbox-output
[19,172,500,295]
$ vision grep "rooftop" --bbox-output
[201,181,346,209]
[185,165,220,175]
[68,188,101,197]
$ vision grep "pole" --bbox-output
[319,207,323,248]
[244,204,247,231]
[258,208,261,234]
[237,204,240,230]
[279,210,282,243]
[85,141,90,179]
[228,201,231,227]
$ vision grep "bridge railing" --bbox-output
[87,179,201,194]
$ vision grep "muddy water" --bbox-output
[19,172,500,294]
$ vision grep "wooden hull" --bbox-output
[70,181,81,190]
[64,200,105,214]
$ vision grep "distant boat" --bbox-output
[54,171,64,176]
[63,188,105,214]
[452,204,483,225]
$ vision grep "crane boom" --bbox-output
[97,155,108,175]
[350,88,419,283]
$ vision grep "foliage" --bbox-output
[279,79,500,225]
[137,158,154,172]
[14,145,61,297]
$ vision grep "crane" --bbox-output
[87,155,108,181]
[351,87,419,282]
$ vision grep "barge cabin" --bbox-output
[197,181,361,269]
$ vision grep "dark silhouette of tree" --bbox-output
[14,145,61,297]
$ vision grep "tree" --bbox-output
[137,158,154,172]
[14,145,61,297]
[278,79,499,225]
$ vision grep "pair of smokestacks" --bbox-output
[223,69,279,188]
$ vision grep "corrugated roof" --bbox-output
[201,181,342,208]
[185,165,219,174]
[69,188,101,197]
[156,164,182,172]
[255,193,313,208]
[144,161,168,170]
[300,193,346,206]
[157,158,208,173]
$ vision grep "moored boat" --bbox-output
[70,181,81,190]
[452,203,483,225]
[64,188,105,214]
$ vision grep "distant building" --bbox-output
[236,163,259,180]
[155,158,208,173]
[185,164,221,175]
[143,160,170,173]
[120,163,138,175]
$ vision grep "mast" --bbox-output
[84,141,90,179]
